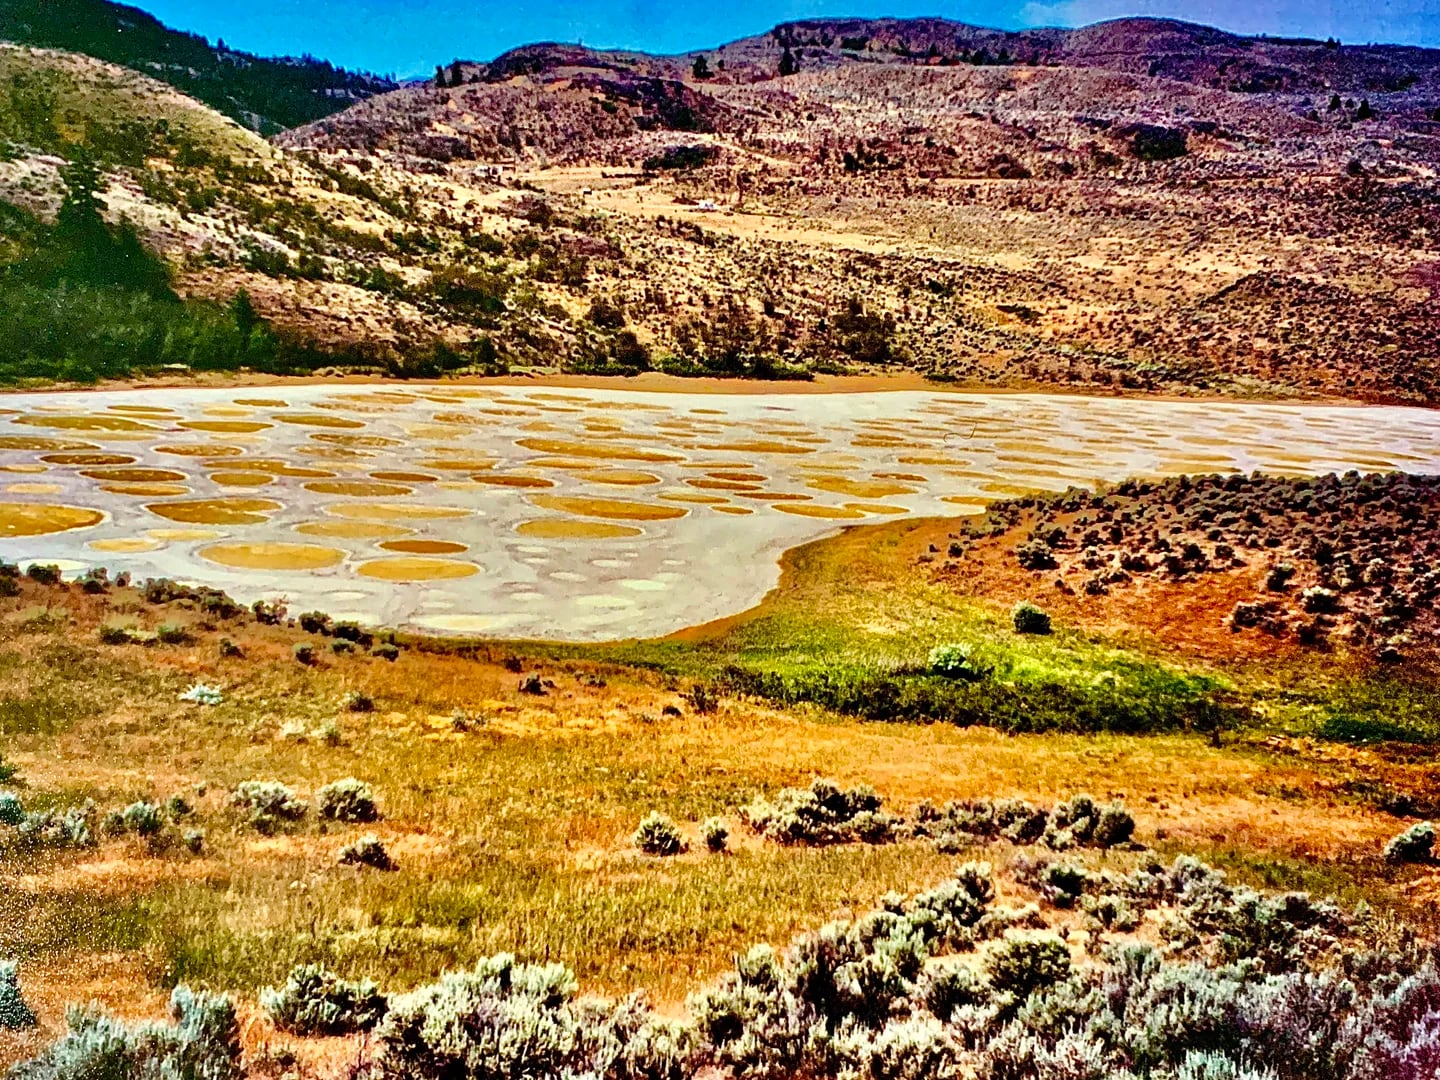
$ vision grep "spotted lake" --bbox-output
[1,385,1437,639]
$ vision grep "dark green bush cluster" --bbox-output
[260,964,387,1036]
[0,960,36,1029]
[743,778,903,846]
[643,144,719,171]
[294,612,400,660]
[337,834,394,870]
[318,778,379,824]
[1010,601,1052,635]
[140,578,244,618]
[701,817,728,853]
[713,662,1235,736]
[1384,821,1435,864]
[634,811,686,856]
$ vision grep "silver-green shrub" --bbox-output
[261,963,387,1035]
[9,986,240,1080]
[984,932,1072,1001]
[831,1013,962,1080]
[371,953,697,1080]
[121,801,164,837]
[15,804,95,850]
[743,778,902,847]
[232,780,307,832]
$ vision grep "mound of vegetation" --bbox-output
[962,472,1440,660]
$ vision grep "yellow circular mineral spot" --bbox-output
[310,433,400,448]
[0,502,104,537]
[515,519,643,540]
[529,494,686,522]
[578,470,662,486]
[147,528,221,541]
[700,440,816,455]
[108,405,175,416]
[101,483,190,497]
[296,520,413,540]
[371,471,437,483]
[713,505,754,515]
[275,413,365,429]
[515,438,683,463]
[324,503,470,521]
[304,480,415,497]
[380,539,468,555]
[773,503,867,520]
[472,473,554,489]
[80,468,187,483]
[210,472,276,487]
[42,453,136,466]
[14,414,156,432]
[357,557,478,581]
[660,492,729,505]
[157,444,246,457]
[234,398,289,407]
[5,482,61,495]
[845,503,910,516]
[178,420,273,434]
[805,476,915,499]
[146,498,281,525]
[90,538,164,553]
[0,436,98,452]
[200,542,346,571]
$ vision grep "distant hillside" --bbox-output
[0,43,272,166]
[0,0,397,134]
[698,16,1440,98]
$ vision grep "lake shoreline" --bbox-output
[0,369,1411,411]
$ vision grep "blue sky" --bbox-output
[139,0,1440,77]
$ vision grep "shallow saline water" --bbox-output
[1,384,1438,640]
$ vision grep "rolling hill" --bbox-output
[0,0,397,133]
[0,8,1436,404]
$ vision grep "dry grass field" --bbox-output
[2,496,1438,1072]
